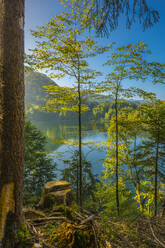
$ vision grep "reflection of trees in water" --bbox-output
[32,120,105,151]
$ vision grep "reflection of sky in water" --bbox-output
[32,120,107,178]
[50,131,107,177]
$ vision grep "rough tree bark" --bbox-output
[0,0,24,247]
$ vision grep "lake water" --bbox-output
[32,120,107,176]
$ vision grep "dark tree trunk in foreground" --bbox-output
[0,0,24,247]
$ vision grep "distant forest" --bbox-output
[25,70,138,124]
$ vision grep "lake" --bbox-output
[32,119,107,176]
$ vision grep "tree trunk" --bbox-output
[154,134,159,217]
[132,136,143,212]
[115,89,119,216]
[0,0,24,247]
[78,80,82,207]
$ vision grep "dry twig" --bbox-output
[149,221,165,248]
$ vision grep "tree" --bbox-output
[61,150,97,204]
[24,120,56,205]
[139,101,165,216]
[0,1,24,247]
[26,0,110,206]
[117,107,151,213]
[98,42,151,215]
[92,175,136,218]
[106,98,165,216]
[87,0,159,35]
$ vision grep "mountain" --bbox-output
[25,71,140,123]
[25,71,57,106]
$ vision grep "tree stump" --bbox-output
[38,181,72,209]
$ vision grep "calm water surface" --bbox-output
[33,120,107,175]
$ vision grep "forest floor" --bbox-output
[20,204,165,248]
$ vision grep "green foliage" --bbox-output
[25,73,119,125]
[97,41,152,101]
[137,101,165,215]
[53,204,78,221]
[41,194,55,209]
[107,100,165,216]
[91,178,139,218]
[94,42,165,216]
[25,0,111,116]
[24,120,56,205]
[17,224,30,243]
[25,0,112,206]
[47,221,95,248]
[25,0,165,223]
[96,42,152,216]
[61,150,98,205]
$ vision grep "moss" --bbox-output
[48,222,95,248]
[23,207,46,219]
[53,204,76,221]
[17,224,30,242]
[73,229,94,248]
[0,182,15,241]
[1,215,30,248]
[42,194,55,209]
[53,202,80,221]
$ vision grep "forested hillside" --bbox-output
[25,70,138,124]
[25,71,57,106]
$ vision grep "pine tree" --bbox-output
[24,120,56,205]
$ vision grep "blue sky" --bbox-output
[25,0,165,99]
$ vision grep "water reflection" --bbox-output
[32,120,107,175]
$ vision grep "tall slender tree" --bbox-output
[0,0,24,247]
[117,105,151,213]
[140,101,165,216]
[98,42,150,215]
[26,0,110,206]
[117,108,145,212]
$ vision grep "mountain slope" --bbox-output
[25,71,57,106]
[25,71,139,123]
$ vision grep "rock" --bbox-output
[38,180,73,209]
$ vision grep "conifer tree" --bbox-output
[90,0,159,35]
